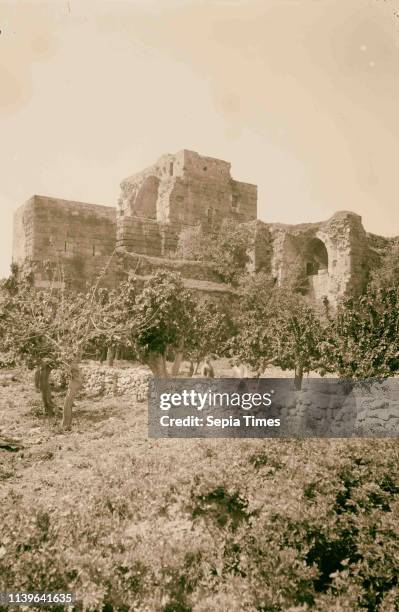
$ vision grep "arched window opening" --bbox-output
[305,238,328,276]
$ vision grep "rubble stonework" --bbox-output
[11,149,386,305]
[254,211,369,306]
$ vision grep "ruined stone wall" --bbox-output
[12,195,119,290]
[13,195,116,261]
[251,211,369,307]
[243,220,274,275]
[12,151,380,307]
[12,200,36,264]
[315,211,368,303]
[116,217,183,257]
[12,192,231,295]
[282,380,399,436]
[120,250,221,283]
[117,217,163,257]
[117,149,257,256]
[364,232,399,280]
[354,379,399,435]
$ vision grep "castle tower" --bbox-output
[116,149,257,257]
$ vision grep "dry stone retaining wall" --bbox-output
[52,363,152,401]
[51,364,399,436]
[283,380,399,436]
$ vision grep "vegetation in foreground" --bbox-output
[1,228,399,609]
[0,373,398,611]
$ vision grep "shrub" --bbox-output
[0,439,398,610]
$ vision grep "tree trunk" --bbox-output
[99,346,107,363]
[171,341,184,377]
[115,345,121,361]
[171,352,183,377]
[188,360,194,377]
[146,351,169,378]
[34,367,41,391]
[107,345,115,367]
[62,362,83,430]
[294,364,303,391]
[39,362,54,416]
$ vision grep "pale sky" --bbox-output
[1,0,399,277]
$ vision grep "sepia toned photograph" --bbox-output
[1,1,399,610]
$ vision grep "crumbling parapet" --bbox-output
[250,211,369,308]
[314,211,368,304]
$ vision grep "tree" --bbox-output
[0,265,200,425]
[227,273,276,375]
[0,268,57,414]
[0,261,119,428]
[321,287,399,380]
[230,275,324,388]
[98,272,233,377]
[84,286,131,365]
[129,271,195,377]
[268,291,324,389]
[184,296,235,373]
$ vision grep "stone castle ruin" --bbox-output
[12,149,382,306]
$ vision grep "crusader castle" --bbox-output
[12,149,385,306]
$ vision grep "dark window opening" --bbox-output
[92,245,96,256]
[169,162,174,176]
[203,166,207,171]
[64,241,67,252]
[305,238,328,276]
[306,261,316,275]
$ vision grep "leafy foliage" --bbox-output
[230,275,324,385]
[0,266,114,373]
[268,290,324,386]
[0,263,130,424]
[176,220,252,285]
[321,287,399,380]
[227,273,276,373]
[184,296,234,364]
[131,271,195,366]
[369,240,399,291]
[0,436,398,610]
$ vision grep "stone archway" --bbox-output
[305,237,328,276]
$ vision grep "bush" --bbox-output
[0,353,15,369]
[0,439,398,610]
